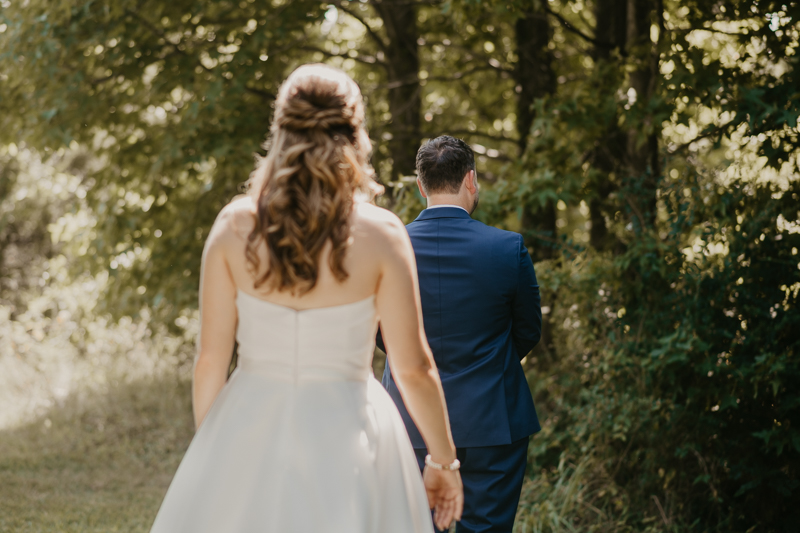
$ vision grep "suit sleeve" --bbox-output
[511,235,542,359]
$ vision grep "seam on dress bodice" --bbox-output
[234,290,378,383]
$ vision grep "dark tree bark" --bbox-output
[370,0,421,199]
[624,0,659,230]
[515,12,556,157]
[589,0,628,250]
[516,7,556,263]
[515,7,557,367]
[595,0,628,56]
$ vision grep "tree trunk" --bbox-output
[515,7,557,368]
[515,11,556,156]
[595,0,628,58]
[624,0,659,230]
[589,0,628,250]
[371,0,421,200]
[516,7,556,263]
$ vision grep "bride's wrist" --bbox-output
[425,453,460,471]
[427,447,457,466]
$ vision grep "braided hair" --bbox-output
[245,64,382,295]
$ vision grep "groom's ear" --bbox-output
[464,170,477,194]
[416,177,428,198]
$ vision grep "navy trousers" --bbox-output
[415,437,530,533]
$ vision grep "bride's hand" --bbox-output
[423,466,463,531]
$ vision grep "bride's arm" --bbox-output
[193,211,238,429]
[376,225,454,462]
[374,216,463,528]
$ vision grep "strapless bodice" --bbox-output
[235,290,378,382]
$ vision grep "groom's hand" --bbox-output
[423,467,463,531]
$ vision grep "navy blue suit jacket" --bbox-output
[379,207,542,448]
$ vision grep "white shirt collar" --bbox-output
[426,204,469,214]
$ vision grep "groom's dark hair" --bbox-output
[416,135,475,194]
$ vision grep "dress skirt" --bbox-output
[150,368,433,533]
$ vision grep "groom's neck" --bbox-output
[426,194,471,213]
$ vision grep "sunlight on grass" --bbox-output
[0,376,194,532]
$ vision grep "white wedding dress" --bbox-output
[150,290,433,533]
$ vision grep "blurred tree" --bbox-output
[370,0,422,189]
[512,1,559,366]
[0,148,58,310]
[1,0,325,322]
[317,1,422,200]
[505,0,800,529]
[623,0,660,230]
[516,2,557,262]
[588,0,627,250]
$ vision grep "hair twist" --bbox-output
[245,64,382,295]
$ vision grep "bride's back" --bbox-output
[217,196,399,311]
[205,63,395,311]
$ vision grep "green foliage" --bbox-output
[493,2,800,529]
[520,176,800,530]
[1,0,325,324]
[0,145,196,425]
[1,0,799,531]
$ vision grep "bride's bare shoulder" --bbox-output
[207,195,257,247]
[353,202,409,250]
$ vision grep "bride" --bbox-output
[150,64,463,532]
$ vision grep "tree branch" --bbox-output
[125,9,275,103]
[125,8,213,73]
[674,25,750,37]
[521,229,584,255]
[668,118,739,154]
[333,1,388,51]
[91,73,116,86]
[244,86,275,100]
[443,43,515,73]
[624,193,648,231]
[374,65,501,90]
[372,0,443,5]
[296,45,386,68]
[433,129,519,144]
[542,5,613,49]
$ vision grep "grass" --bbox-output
[0,375,194,533]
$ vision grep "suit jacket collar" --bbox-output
[414,207,472,222]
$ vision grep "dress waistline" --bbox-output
[238,357,371,382]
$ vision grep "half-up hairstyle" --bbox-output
[246,64,382,295]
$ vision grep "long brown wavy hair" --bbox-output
[246,64,381,295]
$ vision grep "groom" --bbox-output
[379,136,542,532]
